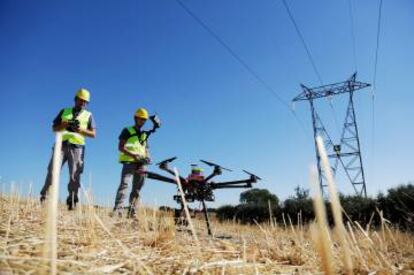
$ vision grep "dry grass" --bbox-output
[0,193,413,274]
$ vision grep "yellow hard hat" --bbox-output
[75,88,90,102]
[135,108,149,119]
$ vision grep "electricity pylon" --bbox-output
[293,73,369,197]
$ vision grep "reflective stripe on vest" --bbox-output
[61,108,91,145]
[119,127,147,163]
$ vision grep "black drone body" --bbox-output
[144,157,261,235]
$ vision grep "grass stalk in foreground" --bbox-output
[316,135,353,274]
[44,132,62,275]
[173,167,200,246]
[309,165,335,274]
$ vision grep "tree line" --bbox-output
[215,183,414,230]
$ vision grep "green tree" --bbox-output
[239,188,279,207]
[339,194,378,226]
[293,186,309,200]
[379,183,414,229]
[282,186,314,224]
[216,205,236,221]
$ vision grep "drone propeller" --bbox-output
[243,170,262,181]
[200,160,232,172]
[156,157,177,166]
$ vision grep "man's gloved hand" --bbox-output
[134,157,151,175]
[133,155,151,165]
[142,156,151,165]
[67,119,80,132]
[61,120,70,128]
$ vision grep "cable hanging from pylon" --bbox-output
[174,0,310,135]
[370,0,384,186]
[280,0,344,137]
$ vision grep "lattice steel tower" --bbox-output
[293,73,370,197]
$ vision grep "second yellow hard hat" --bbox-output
[135,108,149,119]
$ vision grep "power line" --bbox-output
[373,0,383,91]
[280,0,323,86]
[370,0,383,187]
[347,0,358,71]
[175,0,288,107]
[280,0,346,138]
[174,0,310,134]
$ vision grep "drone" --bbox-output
[144,157,261,235]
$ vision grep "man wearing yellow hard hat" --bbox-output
[40,88,96,210]
[113,108,160,218]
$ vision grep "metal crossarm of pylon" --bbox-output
[292,73,370,102]
[293,72,370,197]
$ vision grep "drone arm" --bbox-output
[203,165,224,182]
[145,171,177,185]
[212,179,255,186]
[210,179,254,190]
[212,184,252,189]
[204,171,220,182]
[159,165,176,176]
[158,165,187,183]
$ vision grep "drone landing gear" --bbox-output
[173,200,213,236]
[200,200,232,239]
[201,200,212,236]
[174,204,190,227]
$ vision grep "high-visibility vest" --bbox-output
[61,108,91,145]
[119,126,147,163]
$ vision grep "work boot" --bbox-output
[111,207,123,218]
[127,206,136,219]
[66,194,79,211]
[40,196,46,204]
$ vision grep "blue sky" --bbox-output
[1,0,413,208]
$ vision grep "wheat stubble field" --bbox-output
[0,193,413,274]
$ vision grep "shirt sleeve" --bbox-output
[87,114,96,130]
[52,109,64,127]
[118,128,130,141]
